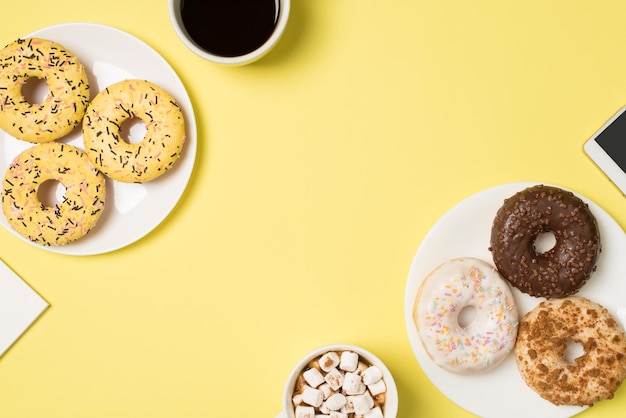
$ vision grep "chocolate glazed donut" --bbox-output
[489,185,600,298]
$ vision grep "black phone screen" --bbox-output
[595,110,626,173]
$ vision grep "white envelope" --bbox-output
[0,258,48,357]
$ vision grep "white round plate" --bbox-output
[0,23,197,255]
[404,182,626,418]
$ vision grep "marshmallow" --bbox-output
[292,393,303,406]
[303,368,325,388]
[339,351,359,372]
[356,361,369,375]
[318,382,333,400]
[330,413,348,418]
[325,393,347,411]
[365,406,384,418]
[343,372,366,395]
[319,351,340,372]
[324,368,344,391]
[340,401,354,415]
[361,365,383,385]
[295,406,315,418]
[348,393,375,415]
[302,387,324,408]
[367,378,387,396]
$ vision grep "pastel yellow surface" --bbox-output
[1,1,626,417]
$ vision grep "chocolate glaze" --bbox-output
[489,185,601,298]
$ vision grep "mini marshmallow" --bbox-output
[367,378,387,396]
[339,351,359,372]
[348,393,375,415]
[318,382,334,400]
[319,351,340,372]
[343,372,366,395]
[340,401,354,415]
[303,367,325,388]
[295,406,315,418]
[302,386,324,408]
[330,413,348,418]
[324,368,344,391]
[361,366,383,385]
[292,393,303,406]
[356,361,369,375]
[365,406,384,418]
[325,393,347,411]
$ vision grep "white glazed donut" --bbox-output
[412,257,519,374]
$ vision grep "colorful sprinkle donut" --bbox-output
[1,142,106,246]
[0,37,90,143]
[413,258,519,374]
[82,79,186,183]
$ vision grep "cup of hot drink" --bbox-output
[276,344,398,418]
[168,0,290,65]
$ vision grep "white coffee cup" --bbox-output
[168,0,290,66]
[276,343,399,418]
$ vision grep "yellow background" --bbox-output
[0,1,626,417]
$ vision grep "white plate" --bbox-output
[404,182,626,418]
[0,23,197,255]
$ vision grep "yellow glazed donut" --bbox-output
[0,37,90,143]
[413,258,519,374]
[2,142,106,246]
[82,79,186,183]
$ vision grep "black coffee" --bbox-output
[180,0,279,58]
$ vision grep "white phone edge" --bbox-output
[583,105,626,197]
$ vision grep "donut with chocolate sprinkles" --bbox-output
[0,37,90,143]
[489,184,600,298]
[82,79,185,183]
[1,142,106,246]
[515,297,626,406]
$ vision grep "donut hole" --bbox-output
[21,76,50,105]
[533,231,557,254]
[120,117,148,144]
[37,180,66,208]
[457,305,477,329]
[563,339,585,364]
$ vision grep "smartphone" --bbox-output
[584,106,626,196]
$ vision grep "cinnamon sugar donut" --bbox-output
[489,184,600,298]
[0,37,90,143]
[515,297,626,406]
